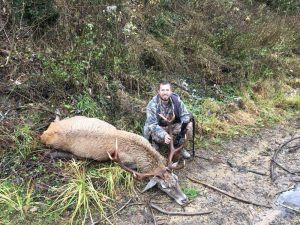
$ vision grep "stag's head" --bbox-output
[143,167,188,205]
[108,140,188,205]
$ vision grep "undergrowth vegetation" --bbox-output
[0,0,299,224]
[46,161,133,224]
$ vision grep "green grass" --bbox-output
[275,95,300,111]
[76,94,102,118]
[183,187,200,200]
[0,179,38,221]
[88,164,134,198]
[12,124,36,158]
[190,79,299,148]
[45,161,133,224]
[46,161,109,224]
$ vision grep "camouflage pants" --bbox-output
[150,122,193,150]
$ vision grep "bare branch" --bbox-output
[278,203,300,214]
[187,176,271,208]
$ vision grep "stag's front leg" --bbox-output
[45,150,81,160]
[119,153,138,170]
[108,150,138,171]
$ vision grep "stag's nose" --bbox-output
[177,196,188,205]
[181,197,189,205]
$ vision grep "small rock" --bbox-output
[15,177,24,185]
[106,5,117,13]
[29,206,38,213]
[234,97,245,110]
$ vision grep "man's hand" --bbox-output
[164,134,172,144]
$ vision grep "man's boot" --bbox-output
[181,149,191,159]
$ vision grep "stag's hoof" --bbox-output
[181,149,191,159]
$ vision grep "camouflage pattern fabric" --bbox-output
[150,123,193,149]
[144,95,192,147]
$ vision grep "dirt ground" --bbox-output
[113,118,300,225]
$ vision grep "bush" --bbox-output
[12,0,59,30]
[266,0,300,12]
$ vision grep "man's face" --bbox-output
[158,84,172,101]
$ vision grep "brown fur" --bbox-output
[40,116,166,173]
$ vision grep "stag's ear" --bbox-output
[142,177,158,192]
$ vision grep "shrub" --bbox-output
[12,0,59,30]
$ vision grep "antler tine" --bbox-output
[167,134,184,168]
[158,113,175,124]
[158,113,184,168]
[107,139,166,180]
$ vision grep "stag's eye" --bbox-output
[173,174,178,181]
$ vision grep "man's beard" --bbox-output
[160,95,170,101]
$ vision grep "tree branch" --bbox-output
[187,176,271,208]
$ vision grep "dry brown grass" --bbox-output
[229,110,257,126]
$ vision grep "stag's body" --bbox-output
[41,116,166,173]
[40,116,187,205]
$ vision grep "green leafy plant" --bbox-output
[76,94,103,118]
[146,13,173,38]
[12,124,35,158]
[183,187,199,200]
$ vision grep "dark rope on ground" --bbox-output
[187,176,271,209]
[247,169,268,176]
[271,159,300,175]
[286,144,300,153]
[270,137,300,181]
[149,202,213,216]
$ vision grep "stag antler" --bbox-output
[107,139,166,180]
[158,113,184,168]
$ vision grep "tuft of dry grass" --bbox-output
[229,110,257,126]
[46,160,134,224]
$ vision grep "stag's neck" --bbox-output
[114,131,167,173]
